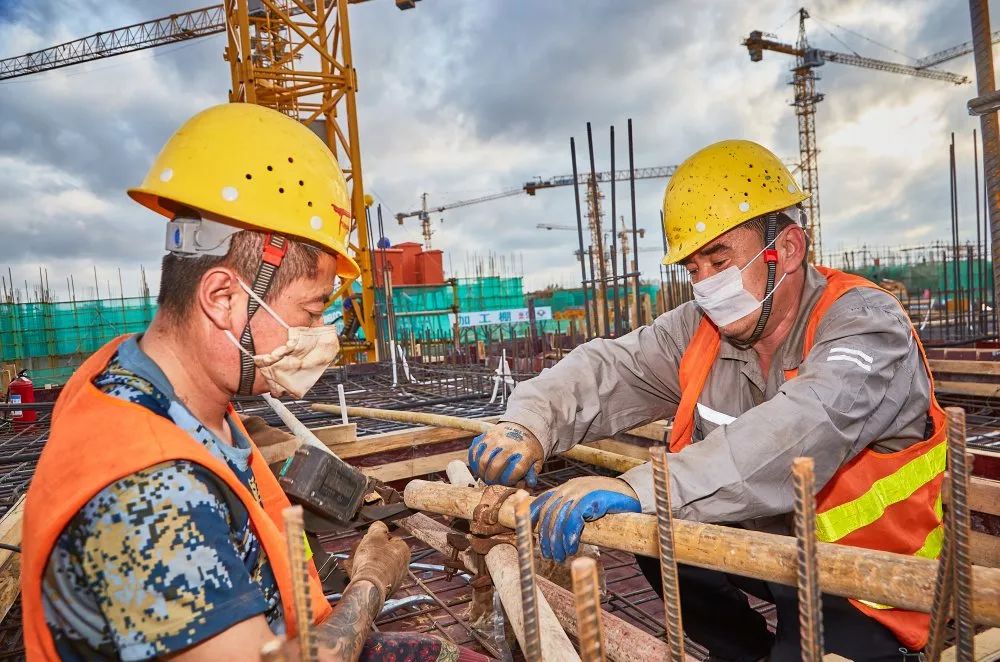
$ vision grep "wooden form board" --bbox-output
[929,359,1000,376]
[0,497,24,624]
[361,449,468,483]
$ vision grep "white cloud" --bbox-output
[1,0,997,297]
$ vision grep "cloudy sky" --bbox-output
[0,0,996,300]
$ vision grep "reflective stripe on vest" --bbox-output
[814,442,946,543]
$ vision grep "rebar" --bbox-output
[609,125,621,336]
[571,556,607,662]
[627,119,641,327]
[792,457,823,661]
[514,494,543,661]
[648,447,685,662]
[946,407,976,660]
[570,137,593,339]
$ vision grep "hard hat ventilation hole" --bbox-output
[278,187,285,194]
[267,165,273,172]
[298,180,304,186]
[159,168,173,182]
[245,174,252,180]
[221,186,239,202]
[310,216,323,230]
[746,178,752,183]
[307,201,313,207]
[288,157,294,163]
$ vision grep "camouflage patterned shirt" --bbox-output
[41,336,284,660]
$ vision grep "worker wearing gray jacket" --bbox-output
[467,140,946,661]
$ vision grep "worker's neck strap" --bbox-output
[236,233,288,396]
[732,213,778,350]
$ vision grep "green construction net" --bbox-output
[0,297,156,384]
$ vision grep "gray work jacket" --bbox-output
[502,266,931,533]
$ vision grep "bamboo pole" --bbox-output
[402,480,1000,626]
[486,545,580,661]
[311,403,643,473]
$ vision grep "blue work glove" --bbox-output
[530,477,641,562]
[467,422,545,487]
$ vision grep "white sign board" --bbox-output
[449,306,552,328]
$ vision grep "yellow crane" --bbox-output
[0,0,423,362]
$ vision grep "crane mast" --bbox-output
[744,8,967,264]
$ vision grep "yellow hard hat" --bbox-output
[129,103,360,279]
[661,139,809,264]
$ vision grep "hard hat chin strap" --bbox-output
[732,213,779,350]
[236,233,288,396]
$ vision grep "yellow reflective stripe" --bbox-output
[913,495,945,560]
[815,442,946,543]
[857,599,895,610]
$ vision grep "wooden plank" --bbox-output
[583,439,651,462]
[0,497,25,623]
[317,420,495,461]
[942,475,1000,517]
[935,381,1000,398]
[929,359,1000,376]
[972,529,1000,569]
[361,449,467,482]
[940,627,1000,661]
[625,420,670,442]
[312,423,356,445]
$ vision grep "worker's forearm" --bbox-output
[317,580,382,662]
[504,322,684,455]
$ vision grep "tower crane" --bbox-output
[744,8,970,262]
[1,1,422,363]
[396,165,678,248]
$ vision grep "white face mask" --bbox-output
[225,280,340,399]
[691,239,786,328]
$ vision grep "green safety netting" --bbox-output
[2,277,665,384]
[1,297,156,384]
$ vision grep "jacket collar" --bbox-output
[717,265,828,372]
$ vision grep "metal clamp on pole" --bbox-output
[967,89,1000,116]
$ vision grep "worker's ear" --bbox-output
[778,225,807,274]
[197,267,242,331]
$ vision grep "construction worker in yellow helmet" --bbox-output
[20,104,486,662]
[468,140,946,659]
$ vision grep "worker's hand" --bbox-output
[467,422,545,487]
[240,415,296,447]
[347,521,411,604]
[530,477,641,562]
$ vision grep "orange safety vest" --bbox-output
[669,266,945,650]
[21,336,333,661]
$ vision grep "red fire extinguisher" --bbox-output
[6,370,36,425]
